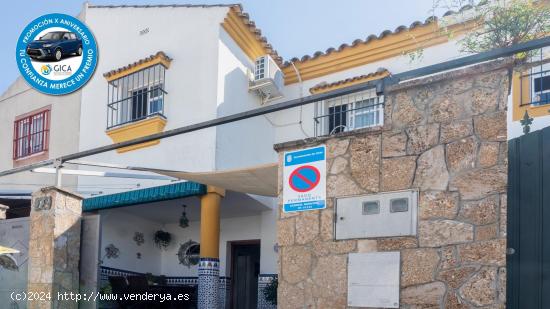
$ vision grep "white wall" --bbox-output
[78,6,230,192]
[271,40,468,144]
[161,215,262,277]
[214,28,278,170]
[259,208,277,274]
[0,77,80,193]
[99,208,276,277]
[99,210,162,275]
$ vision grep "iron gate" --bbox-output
[508,126,550,308]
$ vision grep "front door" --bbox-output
[230,241,260,309]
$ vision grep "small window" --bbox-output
[315,88,384,137]
[69,33,77,40]
[255,57,266,80]
[149,83,164,114]
[390,198,409,213]
[328,104,348,134]
[13,109,50,160]
[63,33,71,40]
[533,75,550,105]
[362,201,380,215]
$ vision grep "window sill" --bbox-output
[105,115,167,153]
[13,150,48,168]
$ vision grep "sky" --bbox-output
[0,0,453,94]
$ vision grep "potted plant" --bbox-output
[154,230,172,250]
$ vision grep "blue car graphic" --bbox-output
[26,31,82,62]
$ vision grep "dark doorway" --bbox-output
[508,126,550,308]
[230,240,260,309]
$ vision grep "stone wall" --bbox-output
[27,187,82,309]
[275,61,510,308]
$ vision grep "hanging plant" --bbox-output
[154,230,172,250]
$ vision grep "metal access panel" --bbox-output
[335,189,418,239]
[348,252,400,308]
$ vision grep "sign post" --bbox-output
[283,145,326,212]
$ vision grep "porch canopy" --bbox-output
[130,162,279,197]
[81,162,278,212]
[83,181,206,212]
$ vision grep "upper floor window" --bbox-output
[106,64,167,129]
[13,109,50,160]
[314,88,384,137]
[518,49,550,107]
[531,63,550,106]
[104,52,172,130]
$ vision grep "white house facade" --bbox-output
[2,2,543,308]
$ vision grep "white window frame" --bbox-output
[315,88,384,136]
[531,62,550,106]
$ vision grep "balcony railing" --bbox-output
[107,64,167,130]
[313,88,384,137]
[520,69,550,107]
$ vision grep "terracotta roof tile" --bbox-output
[309,68,390,93]
[90,3,473,70]
[103,51,172,79]
[228,5,283,66]
[283,4,475,68]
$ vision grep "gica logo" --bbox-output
[15,13,98,95]
[40,65,52,75]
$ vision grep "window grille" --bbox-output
[520,49,550,107]
[107,64,167,129]
[314,88,384,137]
[13,109,50,159]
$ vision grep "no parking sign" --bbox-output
[283,145,326,212]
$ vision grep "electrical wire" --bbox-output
[261,61,311,138]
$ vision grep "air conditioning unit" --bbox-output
[249,55,284,103]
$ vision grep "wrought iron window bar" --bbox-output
[519,68,550,107]
[313,88,384,137]
[13,110,50,160]
[107,64,167,130]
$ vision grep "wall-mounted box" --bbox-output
[335,189,418,240]
[348,252,400,308]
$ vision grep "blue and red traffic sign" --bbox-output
[289,165,320,192]
[283,145,326,212]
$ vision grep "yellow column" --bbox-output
[198,186,225,308]
[200,186,225,258]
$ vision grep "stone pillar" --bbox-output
[0,204,9,219]
[198,186,225,309]
[27,187,83,309]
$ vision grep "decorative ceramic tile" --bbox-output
[100,266,234,309]
[219,277,231,309]
[258,274,278,309]
[198,257,219,309]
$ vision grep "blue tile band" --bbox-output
[198,257,220,309]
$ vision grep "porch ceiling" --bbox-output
[104,190,272,223]
[132,163,278,197]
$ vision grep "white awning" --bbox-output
[134,163,279,197]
